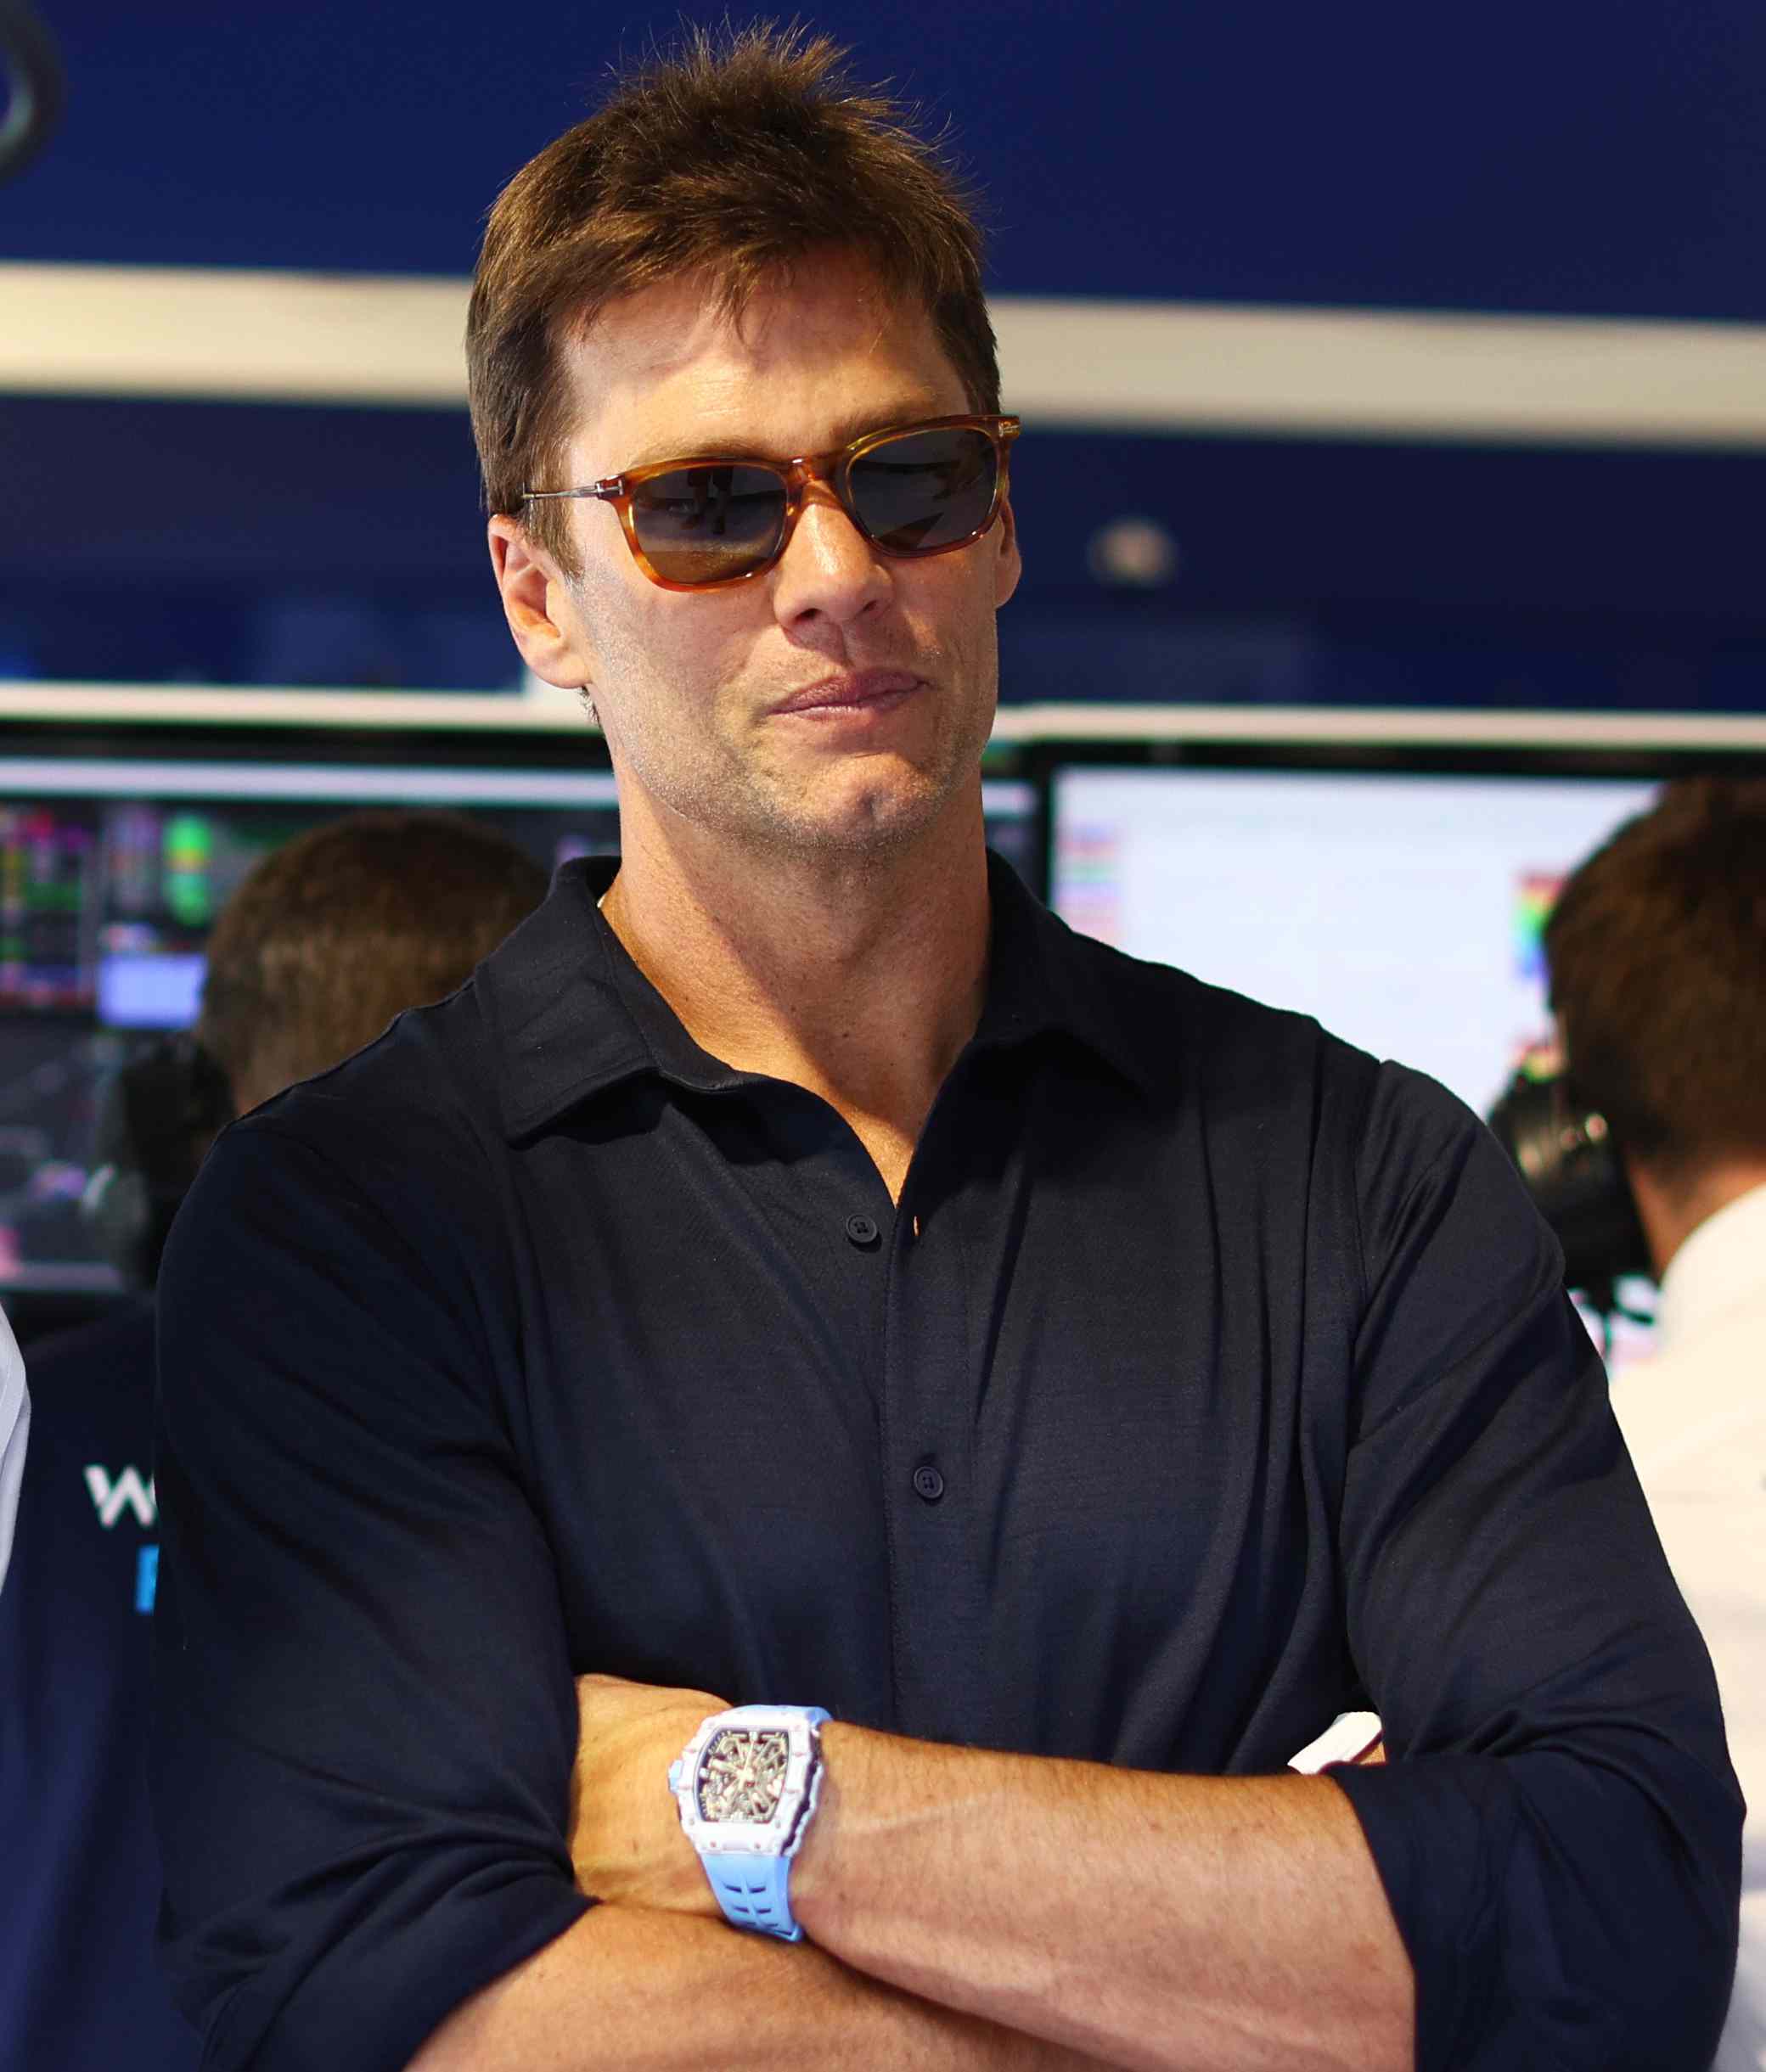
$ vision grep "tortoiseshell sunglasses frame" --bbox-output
[521,413,1021,592]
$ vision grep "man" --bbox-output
[152,28,1741,2072]
[0,811,546,2072]
[1544,778,1766,2072]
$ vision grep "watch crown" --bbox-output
[667,1760,683,1792]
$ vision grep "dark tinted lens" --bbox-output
[628,463,787,584]
[847,427,998,556]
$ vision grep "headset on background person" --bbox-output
[81,1037,234,1293]
[1487,1043,1652,1341]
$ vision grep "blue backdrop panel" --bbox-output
[8,0,1766,320]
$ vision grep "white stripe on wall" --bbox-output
[4,262,1766,447]
[0,685,1763,753]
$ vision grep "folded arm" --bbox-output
[416,1671,1399,2072]
[554,1675,1407,2072]
[791,1727,1409,2072]
[412,1676,1114,2071]
[411,1906,1114,2072]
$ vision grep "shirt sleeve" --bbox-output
[151,1110,592,2072]
[1327,1064,1742,2072]
[0,1308,27,1593]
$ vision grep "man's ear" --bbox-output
[488,514,593,689]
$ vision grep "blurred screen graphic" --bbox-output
[1050,765,1657,1116]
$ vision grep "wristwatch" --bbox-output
[668,1703,831,1941]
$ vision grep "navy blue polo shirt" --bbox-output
[152,853,1740,2072]
[0,1298,200,2072]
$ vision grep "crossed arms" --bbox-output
[413,1678,1410,2071]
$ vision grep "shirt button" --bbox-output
[845,1213,880,1248]
[912,1462,945,1503]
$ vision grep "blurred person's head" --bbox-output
[1544,778,1766,1276]
[469,25,1020,879]
[197,808,548,1116]
[88,809,547,1291]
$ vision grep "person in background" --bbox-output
[152,28,1740,2072]
[0,810,548,2072]
[1544,777,1766,2072]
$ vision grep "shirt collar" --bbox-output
[1655,1178,1766,1353]
[970,850,1155,1092]
[481,851,1152,1143]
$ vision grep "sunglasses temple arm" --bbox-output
[521,485,622,503]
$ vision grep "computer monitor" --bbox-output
[1049,762,1658,1117]
[0,705,1042,1309]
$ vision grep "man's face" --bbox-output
[503,255,1021,865]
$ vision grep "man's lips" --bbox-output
[770,671,924,716]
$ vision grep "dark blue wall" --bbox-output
[13,0,1766,319]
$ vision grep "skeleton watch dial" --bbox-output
[695,1727,791,1824]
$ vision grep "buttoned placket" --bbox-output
[569,857,1059,1749]
[870,1057,1002,1748]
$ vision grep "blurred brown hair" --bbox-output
[198,810,548,1114]
[466,21,998,574]
[1544,778,1766,1181]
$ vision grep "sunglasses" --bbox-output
[523,413,1021,592]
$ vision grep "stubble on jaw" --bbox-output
[565,570,1000,871]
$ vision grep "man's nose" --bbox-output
[771,480,891,627]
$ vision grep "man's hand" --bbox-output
[567,1673,730,1913]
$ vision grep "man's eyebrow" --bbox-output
[616,404,948,473]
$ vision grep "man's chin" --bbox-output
[750,767,958,862]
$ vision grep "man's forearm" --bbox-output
[790,1727,1414,2072]
[408,1902,1116,2072]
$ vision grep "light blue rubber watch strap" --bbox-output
[700,1851,802,1940]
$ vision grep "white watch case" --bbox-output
[668,1704,827,1859]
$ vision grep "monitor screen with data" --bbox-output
[1050,763,1661,1115]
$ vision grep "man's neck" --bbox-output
[600,803,992,1200]
[1628,1157,1766,1281]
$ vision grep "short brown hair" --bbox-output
[467,23,998,572]
[1544,778,1766,1178]
[198,810,548,1111]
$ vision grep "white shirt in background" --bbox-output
[1613,1181,1766,2072]
[0,1310,26,1592]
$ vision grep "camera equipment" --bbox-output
[1487,1053,1651,1320]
